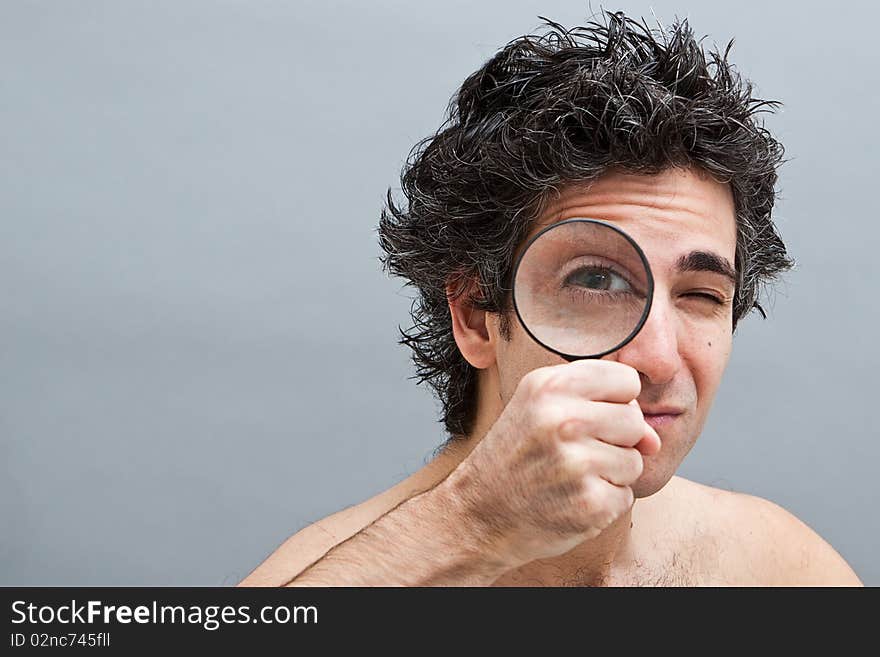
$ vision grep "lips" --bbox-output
[643,413,679,429]
[640,406,684,416]
[641,407,683,431]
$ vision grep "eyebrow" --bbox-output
[676,251,737,288]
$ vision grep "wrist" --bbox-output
[426,467,520,579]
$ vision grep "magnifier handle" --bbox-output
[560,354,597,363]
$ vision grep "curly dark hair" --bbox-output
[377,10,794,441]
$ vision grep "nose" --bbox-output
[611,292,682,386]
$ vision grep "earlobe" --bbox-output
[446,279,497,370]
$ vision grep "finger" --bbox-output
[558,400,648,447]
[629,399,662,456]
[580,475,635,520]
[634,423,662,456]
[531,359,641,404]
[572,440,644,487]
[566,359,641,403]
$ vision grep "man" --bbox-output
[239,12,862,586]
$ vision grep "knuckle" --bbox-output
[555,440,581,471]
[627,448,644,479]
[539,370,569,398]
[579,475,600,507]
[519,368,546,398]
[582,476,610,511]
[582,477,632,527]
[557,415,589,442]
[596,506,619,529]
[532,402,566,437]
[522,366,564,402]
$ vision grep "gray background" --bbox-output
[2,0,877,586]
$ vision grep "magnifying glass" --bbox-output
[511,218,654,361]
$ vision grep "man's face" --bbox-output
[490,166,737,498]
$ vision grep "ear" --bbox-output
[446,276,497,370]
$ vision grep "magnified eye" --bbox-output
[565,266,632,292]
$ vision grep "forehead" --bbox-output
[526,166,737,265]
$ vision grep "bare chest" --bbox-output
[605,551,713,587]
[493,529,724,587]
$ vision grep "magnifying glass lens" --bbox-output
[512,220,652,360]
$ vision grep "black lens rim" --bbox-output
[510,217,655,362]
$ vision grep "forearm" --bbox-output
[284,482,511,587]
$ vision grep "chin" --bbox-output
[633,417,701,499]
[631,457,674,499]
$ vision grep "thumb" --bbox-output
[627,400,662,456]
[635,421,661,456]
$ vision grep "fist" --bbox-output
[441,359,661,569]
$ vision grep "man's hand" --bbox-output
[438,359,661,571]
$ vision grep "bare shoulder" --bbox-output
[236,501,380,587]
[237,467,447,587]
[650,476,863,586]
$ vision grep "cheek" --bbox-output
[685,328,732,408]
[496,318,567,403]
